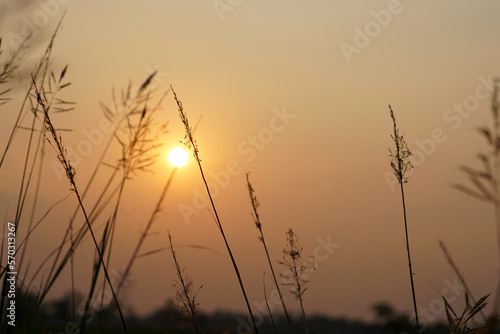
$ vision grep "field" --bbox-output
[1,2,500,334]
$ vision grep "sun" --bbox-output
[168,147,189,167]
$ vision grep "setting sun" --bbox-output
[168,147,189,167]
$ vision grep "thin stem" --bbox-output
[33,79,129,334]
[172,86,259,334]
[196,153,260,334]
[247,173,294,333]
[263,273,277,334]
[399,181,419,330]
[389,105,419,330]
[290,244,308,334]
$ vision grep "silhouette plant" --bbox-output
[280,228,311,334]
[246,173,294,334]
[171,86,260,334]
[388,105,419,330]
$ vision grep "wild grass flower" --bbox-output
[280,228,310,334]
[388,105,419,330]
[171,85,260,334]
[246,173,294,333]
[168,230,202,334]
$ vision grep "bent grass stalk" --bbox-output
[388,105,419,330]
[32,78,129,334]
[246,173,294,334]
[172,86,260,334]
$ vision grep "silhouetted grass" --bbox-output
[32,77,129,333]
[388,105,419,330]
[172,85,260,334]
[168,230,202,334]
[246,172,294,334]
[280,228,310,334]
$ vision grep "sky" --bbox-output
[1,0,500,328]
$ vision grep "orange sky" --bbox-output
[1,0,500,326]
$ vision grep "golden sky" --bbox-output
[1,0,500,325]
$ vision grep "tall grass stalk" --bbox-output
[171,86,260,334]
[388,105,419,330]
[32,78,129,334]
[246,173,294,333]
